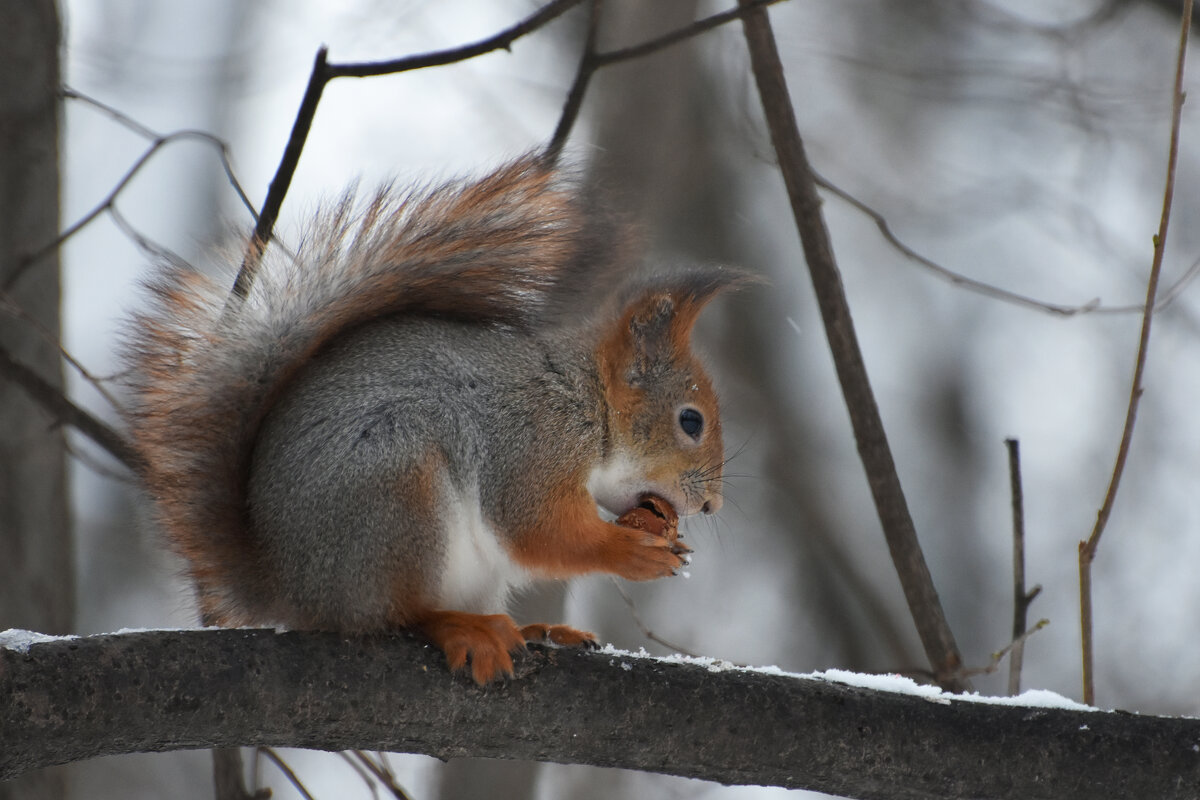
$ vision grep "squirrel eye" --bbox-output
[679,408,704,440]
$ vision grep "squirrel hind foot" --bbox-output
[413,610,527,684]
[520,623,598,650]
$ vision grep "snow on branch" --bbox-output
[2,629,1198,799]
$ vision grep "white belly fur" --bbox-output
[435,484,532,613]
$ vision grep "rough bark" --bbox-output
[2,629,1197,800]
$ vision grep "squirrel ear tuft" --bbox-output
[624,293,677,384]
[607,266,757,386]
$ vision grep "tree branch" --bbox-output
[1005,438,1039,696]
[736,1,970,690]
[545,0,603,164]
[0,343,140,472]
[2,630,1198,799]
[592,0,787,66]
[324,0,585,79]
[227,46,330,304]
[1078,0,1192,707]
[226,0,587,301]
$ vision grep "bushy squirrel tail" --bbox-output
[121,155,602,624]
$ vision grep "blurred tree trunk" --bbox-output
[0,2,72,800]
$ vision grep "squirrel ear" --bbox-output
[609,267,753,387]
[624,293,679,385]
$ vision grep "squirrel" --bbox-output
[122,155,745,683]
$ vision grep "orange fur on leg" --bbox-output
[412,610,526,684]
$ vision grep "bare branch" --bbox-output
[65,87,257,221]
[3,630,1199,799]
[108,204,194,271]
[593,0,788,66]
[324,0,585,79]
[0,292,124,413]
[1005,438,1039,695]
[546,0,603,164]
[612,580,699,658]
[737,0,969,691]
[6,125,255,293]
[350,751,415,800]
[0,343,140,472]
[813,171,1102,316]
[1079,0,1192,707]
[228,0,587,301]
[546,0,795,161]
[227,46,330,304]
[338,752,381,800]
[259,748,316,800]
[212,748,266,800]
[816,169,1200,319]
[962,619,1049,680]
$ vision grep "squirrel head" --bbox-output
[591,267,749,519]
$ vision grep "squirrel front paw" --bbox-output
[607,494,692,581]
[413,611,527,684]
[605,524,690,581]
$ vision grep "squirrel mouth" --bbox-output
[615,494,690,555]
[638,495,671,519]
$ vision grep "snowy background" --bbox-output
[54,0,1200,797]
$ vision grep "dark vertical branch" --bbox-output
[1005,438,1039,696]
[227,46,330,304]
[736,0,970,691]
[213,748,264,800]
[545,0,603,163]
[1078,0,1191,707]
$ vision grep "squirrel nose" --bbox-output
[701,496,722,514]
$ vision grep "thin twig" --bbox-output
[258,748,316,800]
[337,751,380,800]
[6,129,255,293]
[963,620,1050,680]
[108,204,194,271]
[1078,0,1191,708]
[351,751,415,800]
[1005,438,1040,695]
[548,0,796,161]
[0,292,124,413]
[814,171,1099,316]
[227,0,587,302]
[65,87,257,220]
[593,0,787,66]
[612,581,700,657]
[816,169,1200,319]
[897,619,1049,684]
[737,0,970,691]
[325,0,585,79]
[0,342,141,473]
[232,0,794,295]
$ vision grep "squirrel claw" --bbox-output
[669,539,693,556]
[520,622,598,649]
[414,611,527,685]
